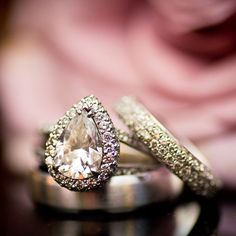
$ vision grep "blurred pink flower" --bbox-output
[0,0,236,188]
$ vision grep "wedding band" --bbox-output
[116,96,221,197]
[44,95,157,192]
[28,162,183,213]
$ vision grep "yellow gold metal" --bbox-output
[116,96,221,197]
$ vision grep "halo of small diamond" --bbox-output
[45,95,120,191]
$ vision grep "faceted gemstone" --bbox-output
[53,110,103,179]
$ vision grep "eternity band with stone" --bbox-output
[116,96,221,197]
[44,95,157,191]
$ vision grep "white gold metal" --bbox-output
[28,164,183,213]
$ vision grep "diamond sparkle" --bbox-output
[53,109,103,179]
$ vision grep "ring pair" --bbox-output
[42,95,219,198]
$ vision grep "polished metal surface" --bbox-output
[28,165,183,213]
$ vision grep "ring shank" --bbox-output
[28,166,183,213]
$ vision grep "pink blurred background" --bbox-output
[0,0,236,189]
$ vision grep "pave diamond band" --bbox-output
[116,96,221,197]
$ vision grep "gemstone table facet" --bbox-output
[53,110,103,179]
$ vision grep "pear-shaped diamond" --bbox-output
[53,109,103,179]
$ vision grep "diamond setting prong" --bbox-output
[45,95,120,191]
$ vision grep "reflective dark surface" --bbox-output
[35,196,219,236]
[4,165,234,236]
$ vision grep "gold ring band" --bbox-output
[116,96,221,197]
